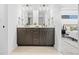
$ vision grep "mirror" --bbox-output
[38,10,45,26]
[27,10,33,25]
[17,4,53,28]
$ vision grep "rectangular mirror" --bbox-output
[38,10,45,26]
[27,10,33,25]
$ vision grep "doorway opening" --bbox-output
[61,4,79,55]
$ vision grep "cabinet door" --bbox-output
[25,28,33,45]
[46,28,55,46]
[40,28,47,46]
[32,28,40,45]
[17,28,27,45]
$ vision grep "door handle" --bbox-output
[3,25,5,28]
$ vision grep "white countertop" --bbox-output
[17,25,55,28]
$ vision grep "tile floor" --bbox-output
[11,46,61,55]
[61,37,79,55]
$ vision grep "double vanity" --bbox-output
[17,26,55,46]
[17,5,55,46]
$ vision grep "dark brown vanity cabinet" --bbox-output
[46,29,55,46]
[39,28,47,45]
[39,28,55,46]
[25,29,33,45]
[17,28,33,45]
[17,28,27,45]
[17,28,40,46]
[32,29,40,45]
[17,28,55,46]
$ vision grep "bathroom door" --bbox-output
[0,5,8,54]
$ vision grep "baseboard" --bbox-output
[0,50,8,55]
[8,44,17,54]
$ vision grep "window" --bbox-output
[62,15,78,19]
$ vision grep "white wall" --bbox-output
[0,5,8,55]
[52,5,62,51]
[0,4,18,54]
[8,5,18,54]
[78,4,79,47]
